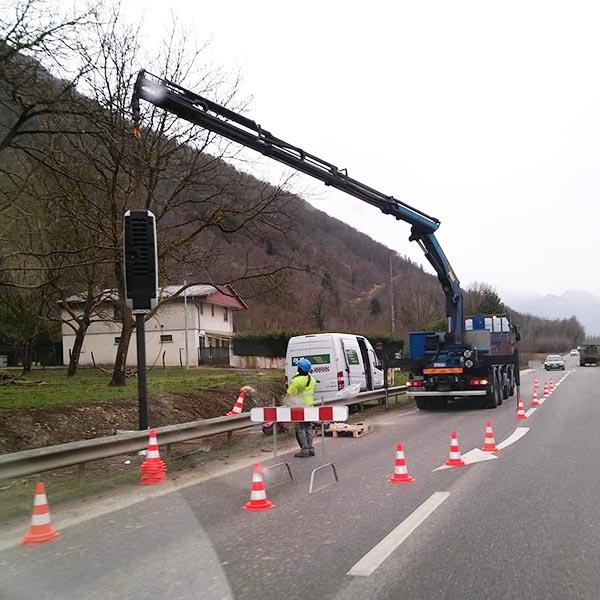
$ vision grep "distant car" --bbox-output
[570,349,578,356]
[544,354,565,370]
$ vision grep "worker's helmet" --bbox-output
[296,358,312,374]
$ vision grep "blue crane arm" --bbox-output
[131,70,465,341]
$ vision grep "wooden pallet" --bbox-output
[327,422,372,438]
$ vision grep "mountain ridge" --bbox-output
[502,288,600,336]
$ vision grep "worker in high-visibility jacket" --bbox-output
[286,358,317,457]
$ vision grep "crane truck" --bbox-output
[131,71,520,410]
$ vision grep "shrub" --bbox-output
[233,331,404,358]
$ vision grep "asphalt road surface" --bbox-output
[2,355,598,600]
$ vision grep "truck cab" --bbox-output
[579,344,599,366]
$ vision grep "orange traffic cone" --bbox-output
[516,397,528,420]
[542,383,549,398]
[140,428,167,485]
[481,421,498,452]
[226,390,246,416]
[388,443,415,484]
[444,431,466,467]
[21,482,60,546]
[531,390,541,407]
[243,463,276,511]
[533,378,539,388]
[549,378,554,391]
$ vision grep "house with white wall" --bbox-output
[61,284,248,367]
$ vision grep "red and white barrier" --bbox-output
[250,406,348,423]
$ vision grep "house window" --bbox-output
[114,337,121,344]
[160,334,173,343]
[211,304,215,317]
[223,307,228,321]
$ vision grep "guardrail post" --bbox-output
[226,431,233,446]
[77,462,86,486]
[164,444,172,463]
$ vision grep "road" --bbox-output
[2,355,599,600]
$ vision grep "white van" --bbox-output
[285,333,384,401]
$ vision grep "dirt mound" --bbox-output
[0,381,285,453]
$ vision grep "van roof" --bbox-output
[291,333,362,340]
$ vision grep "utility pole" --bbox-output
[389,251,396,336]
[184,279,189,369]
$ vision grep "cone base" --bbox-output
[444,459,466,467]
[243,499,276,511]
[21,529,60,546]
[516,414,528,420]
[140,460,167,485]
[481,445,498,452]
[140,476,167,485]
[388,474,415,484]
[531,402,541,407]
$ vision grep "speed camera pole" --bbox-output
[123,209,158,430]
[135,313,149,429]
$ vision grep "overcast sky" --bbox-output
[131,0,600,297]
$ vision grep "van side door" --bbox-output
[342,338,366,390]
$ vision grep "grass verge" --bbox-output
[0,367,284,410]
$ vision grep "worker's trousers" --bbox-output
[295,422,313,451]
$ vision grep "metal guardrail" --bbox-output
[0,385,407,480]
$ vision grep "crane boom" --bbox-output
[131,70,464,341]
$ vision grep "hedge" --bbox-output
[232,331,403,358]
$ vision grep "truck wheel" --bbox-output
[415,398,429,410]
[484,382,498,409]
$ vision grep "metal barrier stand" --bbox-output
[308,396,339,494]
[264,399,293,484]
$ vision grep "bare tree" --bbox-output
[38,10,295,385]
[0,0,93,156]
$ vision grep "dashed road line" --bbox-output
[347,491,450,577]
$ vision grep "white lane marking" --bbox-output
[433,448,497,472]
[496,426,529,450]
[347,491,450,577]
[525,407,537,418]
